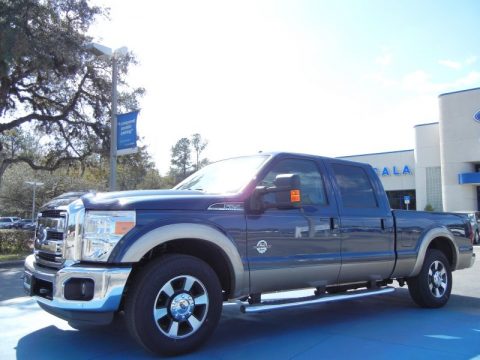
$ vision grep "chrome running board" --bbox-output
[240,286,395,314]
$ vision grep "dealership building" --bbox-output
[339,87,480,212]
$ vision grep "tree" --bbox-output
[0,0,144,187]
[78,139,168,191]
[170,137,192,181]
[169,134,210,184]
[0,141,168,216]
[0,162,101,217]
[191,133,208,171]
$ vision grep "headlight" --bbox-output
[82,211,136,262]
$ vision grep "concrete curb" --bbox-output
[0,260,24,269]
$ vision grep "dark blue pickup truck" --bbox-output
[24,152,475,355]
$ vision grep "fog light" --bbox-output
[64,278,94,301]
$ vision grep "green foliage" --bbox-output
[0,230,33,254]
[83,141,168,191]
[191,133,208,171]
[0,0,144,186]
[170,138,192,180]
[0,162,102,217]
[0,138,169,216]
[424,204,434,212]
[170,134,209,184]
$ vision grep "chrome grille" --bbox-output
[34,210,67,269]
[40,210,65,218]
[47,231,64,240]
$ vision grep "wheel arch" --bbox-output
[121,223,248,299]
[409,227,459,277]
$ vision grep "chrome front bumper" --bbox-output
[24,254,131,313]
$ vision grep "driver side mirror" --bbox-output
[249,174,302,213]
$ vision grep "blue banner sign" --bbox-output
[117,110,139,156]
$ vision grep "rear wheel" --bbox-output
[407,249,452,308]
[125,254,222,356]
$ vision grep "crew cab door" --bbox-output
[246,157,341,294]
[325,160,395,283]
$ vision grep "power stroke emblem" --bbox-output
[254,240,271,254]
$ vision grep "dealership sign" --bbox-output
[373,165,413,176]
[473,110,480,123]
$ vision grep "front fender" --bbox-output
[408,227,459,277]
[118,223,248,298]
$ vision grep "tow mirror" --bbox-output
[273,174,302,209]
[249,174,301,212]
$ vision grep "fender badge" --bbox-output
[254,240,271,254]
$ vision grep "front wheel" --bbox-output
[125,254,222,356]
[407,249,452,308]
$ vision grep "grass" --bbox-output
[0,252,31,262]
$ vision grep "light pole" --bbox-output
[87,43,128,191]
[25,181,44,222]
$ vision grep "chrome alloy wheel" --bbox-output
[153,275,209,339]
[428,260,448,298]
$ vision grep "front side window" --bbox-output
[175,155,269,194]
[259,159,328,206]
[331,164,378,208]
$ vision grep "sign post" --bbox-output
[404,195,410,211]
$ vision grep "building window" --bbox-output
[386,190,416,210]
[426,167,443,211]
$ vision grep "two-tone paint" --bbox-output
[24,152,475,322]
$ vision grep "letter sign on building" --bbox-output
[403,166,412,175]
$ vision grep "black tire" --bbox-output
[407,249,452,308]
[125,254,222,356]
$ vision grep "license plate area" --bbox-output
[26,275,54,300]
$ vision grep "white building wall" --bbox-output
[414,123,441,211]
[439,88,480,211]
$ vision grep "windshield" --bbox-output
[174,155,270,194]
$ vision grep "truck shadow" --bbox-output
[16,289,480,359]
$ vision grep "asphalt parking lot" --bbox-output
[1,249,480,360]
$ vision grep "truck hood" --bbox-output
[81,189,235,211]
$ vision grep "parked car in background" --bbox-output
[0,217,21,229]
[12,219,36,230]
[454,212,480,244]
[468,212,480,244]
[22,220,37,231]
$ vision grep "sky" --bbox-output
[89,0,480,175]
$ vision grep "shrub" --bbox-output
[424,204,435,212]
[0,230,34,254]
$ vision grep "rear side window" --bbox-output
[331,164,378,208]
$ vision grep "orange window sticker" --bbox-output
[290,190,301,203]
